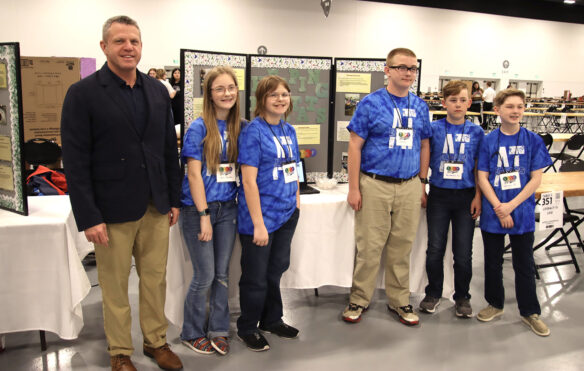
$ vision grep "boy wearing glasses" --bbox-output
[419,81,483,318]
[476,89,552,336]
[343,48,431,326]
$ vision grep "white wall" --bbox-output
[2,0,583,96]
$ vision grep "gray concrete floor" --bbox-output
[1,220,583,371]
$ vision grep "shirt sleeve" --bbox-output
[346,98,370,141]
[419,103,432,140]
[238,123,262,168]
[477,134,491,172]
[181,119,205,162]
[530,132,553,171]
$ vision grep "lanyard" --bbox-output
[387,90,410,129]
[444,119,467,163]
[496,127,522,173]
[265,118,294,162]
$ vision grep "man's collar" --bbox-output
[102,62,141,87]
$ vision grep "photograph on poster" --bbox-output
[0,105,6,125]
[0,62,7,89]
[344,93,360,116]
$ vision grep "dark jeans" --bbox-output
[481,231,541,317]
[425,186,476,300]
[237,208,300,335]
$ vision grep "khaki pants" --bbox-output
[350,173,422,308]
[94,203,170,356]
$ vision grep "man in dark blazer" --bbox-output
[61,15,182,371]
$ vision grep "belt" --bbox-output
[362,171,415,184]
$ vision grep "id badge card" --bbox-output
[395,128,413,148]
[443,162,464,180]
[282,161,298,183]
[216,162,236,183]
[500,171,521,190]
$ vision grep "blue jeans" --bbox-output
[237,208,300,335]
[179,201,237,340]
[425,186,476,300]
[481,231,541,317]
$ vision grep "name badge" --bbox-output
[282,162,298,183]
[500,171,521,190]
[443,162,463,180]
[395,128,413,148]
[216,162,236,183]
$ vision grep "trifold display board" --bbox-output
[0,42,27,215]
[248,55,332,175]
[180,49,422,178]
[332,58,386,177]
[180,49,248,144]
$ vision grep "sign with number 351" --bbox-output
[538,191,563,231]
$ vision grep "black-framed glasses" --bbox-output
[389,65,418,73]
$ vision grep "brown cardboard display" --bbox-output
[20,57,81,145]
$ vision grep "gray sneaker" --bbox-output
[455,298,473,318]
[419,296,440,313]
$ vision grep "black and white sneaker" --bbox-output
[259,322,299,339]
[238,332,270,352]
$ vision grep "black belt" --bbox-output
[362,171,415,184]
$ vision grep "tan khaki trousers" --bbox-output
[350,173,422,308]
[94,203,170,356]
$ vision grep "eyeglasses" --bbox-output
[267,92,291,99]
[389,65,418,73]
[211,85,237,94]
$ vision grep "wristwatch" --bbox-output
[198,208,211,216]
[419,177,429,184]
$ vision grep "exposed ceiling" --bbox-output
[360,0,584,24]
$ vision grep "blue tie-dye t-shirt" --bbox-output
[477,127,552,234]
[347,88,432,179]
[429,118,484,189]
[237,117,300,235]
[180,117,237,205]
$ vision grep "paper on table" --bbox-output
[538,191,563,231]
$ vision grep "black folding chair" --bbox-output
[546,133,584,172]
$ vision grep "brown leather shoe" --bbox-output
[143,343,183,371]
[110,355,137,371]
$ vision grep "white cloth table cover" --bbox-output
[165,184,456,327]
[0,196,92,340]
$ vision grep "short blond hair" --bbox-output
[386,48,417,66]
[494,89,525,107]
[442,80,469,99]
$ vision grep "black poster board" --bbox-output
[0,42,27,215]
[180,49,248,148]
[331,58,423,179]
[248,55,333,177]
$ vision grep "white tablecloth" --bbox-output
[0,196,92,340]
[164,184,456,327]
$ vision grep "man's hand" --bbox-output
[421,184,428,208]
[347,189,362,211]
[84,223,109,247]
[169,207,180,227]
[494,202,514,219]
[253,224,269,247]
[499,215,514,229]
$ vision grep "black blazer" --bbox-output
[61,64,181,232]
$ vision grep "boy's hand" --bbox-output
[347,189,362,211]
[470,196,481,219]
[494,202,514,219]
[499,215,514,229]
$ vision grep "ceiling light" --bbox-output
[564,0,575,4]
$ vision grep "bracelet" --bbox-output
[198,208,210,216]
